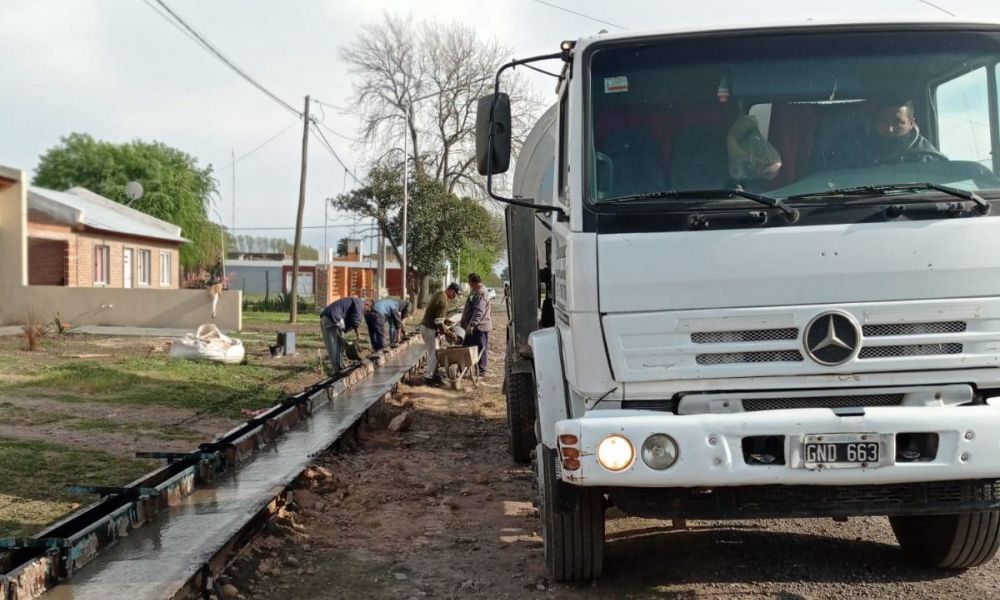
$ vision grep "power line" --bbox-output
[310,124,364,185]
[314,118,360,143]
[312,98,350,112]
[532,0,628,31]
[140,0,202,47]
[145,0,302,118]
[228,224,358,231]
[225,120,300,167]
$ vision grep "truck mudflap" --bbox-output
[553,404,1000,487]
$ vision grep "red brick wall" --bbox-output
[74,231,181,289]
[27,238,68,285]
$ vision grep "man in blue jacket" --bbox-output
[319,296,365,373]
[460,273,492,377]
[373,298,412,346]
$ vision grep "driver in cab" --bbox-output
[866,99,941,166]
[825,98,943,169]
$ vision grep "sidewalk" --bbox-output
[0,325,188,337]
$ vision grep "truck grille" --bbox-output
[858,343,963,359]
[696,350,804,365]
[691,328,798,344]
[742,393,904,411]
[862,321,967,336]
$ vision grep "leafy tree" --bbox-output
[455,240,501,285]
[334,168,498,302]
[34,133,219,270]
[336,237,350,257]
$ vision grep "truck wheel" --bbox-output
[890,511,1000,568]
[537,445,605,581]
[505,351,537,464]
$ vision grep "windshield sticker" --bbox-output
[604,76,628,94]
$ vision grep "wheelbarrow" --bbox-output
[435,346,480,390]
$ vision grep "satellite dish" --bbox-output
[125,181,144,202]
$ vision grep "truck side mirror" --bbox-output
[476,93,512,175]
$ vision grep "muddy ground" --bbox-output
[223,325,1000,600]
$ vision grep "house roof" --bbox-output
[226,259,401,270]
[28,186,188,244]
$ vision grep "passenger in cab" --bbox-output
[726,115,782,185]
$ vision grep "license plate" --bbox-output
[801,433,887,469]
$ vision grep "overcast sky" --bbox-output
[1,0,995,258]
[0,0,614,257]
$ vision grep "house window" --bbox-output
[159,251,171,287]
[94,245,110,285]
[137,249,151,286]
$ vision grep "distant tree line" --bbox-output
[229,234,318,260]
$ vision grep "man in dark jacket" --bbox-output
[822,99,944,170]
[460,273,492,377]
[319,296,365,373]
[863,99,943,166]
[364,303,387,352]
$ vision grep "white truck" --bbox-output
[478,3,1000,581]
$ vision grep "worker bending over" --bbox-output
[319,296,365,374]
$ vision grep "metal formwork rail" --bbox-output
[0,337,424,600]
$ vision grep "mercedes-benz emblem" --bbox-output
[803,312,860,366]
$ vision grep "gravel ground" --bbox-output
[221,324,1000,599]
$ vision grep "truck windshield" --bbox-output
[588,29,1000,206]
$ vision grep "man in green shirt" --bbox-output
[421,282,460,385]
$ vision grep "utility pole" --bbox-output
[376,223,385,297]
[289,95,310,323]
[401,113,409,304]
[231,148,236,234]
[323,197,330,265]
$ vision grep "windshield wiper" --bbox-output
[603,188,800,221]
[788,183,990,215]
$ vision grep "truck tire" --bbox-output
[890,511,1000,569]
[505,350,537,464]
[537,445,604,581]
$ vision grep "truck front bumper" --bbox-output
[555,405,1000,487]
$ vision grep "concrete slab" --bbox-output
[0,326,21,336]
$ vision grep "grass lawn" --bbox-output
[0,307,385,538]
[0,355,316,418]
[0,309,345,419]
[0,438,155,538]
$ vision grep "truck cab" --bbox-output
[481,6,1000,581]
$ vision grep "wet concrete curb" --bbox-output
[0,337,424,600]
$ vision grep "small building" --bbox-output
[0,166,241,330]
[27,186,185,288]
[228,252,403,302]
[226,259,321,297]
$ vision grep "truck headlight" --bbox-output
[596,434,634,471]
[641,434,679,470]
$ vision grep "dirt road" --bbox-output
[227,328,1000,599]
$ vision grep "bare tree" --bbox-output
[339,13,542,197]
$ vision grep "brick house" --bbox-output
[27,186,185,288]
